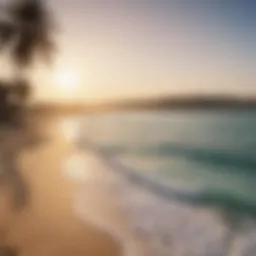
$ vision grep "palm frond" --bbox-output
[0,21,16,48]
[9,0,45,25]
[8,0,56,66]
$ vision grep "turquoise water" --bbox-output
[81,110,256,213]
[68,110,256,255]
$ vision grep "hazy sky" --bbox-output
[32,1,255,101]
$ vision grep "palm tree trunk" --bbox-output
[10,64,29,127]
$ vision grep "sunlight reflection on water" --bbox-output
[59,118,80,142]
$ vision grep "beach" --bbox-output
[1,112,255,256]
[0,116,121,256]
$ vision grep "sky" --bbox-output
[2,0,255,102]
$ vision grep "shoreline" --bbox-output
[65,148,152,256]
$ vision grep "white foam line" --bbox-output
[76,199,147,256]
[67,151,151,256]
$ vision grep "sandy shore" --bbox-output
[0,117,121,256]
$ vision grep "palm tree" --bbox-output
[9,0,56,71]
[0,0,56,210]
[0,0,56,108]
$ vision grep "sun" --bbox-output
[55,68,80,91]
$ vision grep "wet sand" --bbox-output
[0,117,121,256]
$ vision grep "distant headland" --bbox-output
[31,96,256,115]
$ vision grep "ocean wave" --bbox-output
[71,138,256,255]
[92,142,256,174]
[78,140,256,217]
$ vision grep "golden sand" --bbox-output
[0,118,121,256]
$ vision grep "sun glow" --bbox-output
[55,68,80,92]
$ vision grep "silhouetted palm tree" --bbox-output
[0,0,56,210]
[9,0,56,71]
[0,0,56,105]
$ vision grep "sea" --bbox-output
[65,110,256,256]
